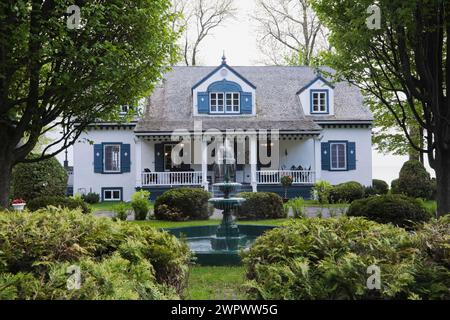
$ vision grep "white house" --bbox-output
[73,58,373,201]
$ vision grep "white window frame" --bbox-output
[103,144,121,173]
[330,142,347,170]
[311,91,328,113]
[103,188,121,201]
[210,92,240,114]
[225,92,240,113]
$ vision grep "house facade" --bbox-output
[73,59,373,201]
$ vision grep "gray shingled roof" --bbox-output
[135,66,372,133]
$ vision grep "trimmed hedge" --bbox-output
[81,192,100,204]
[154,188,212,221]
[394,160,433,199]
[235,192,285,220]
[242,217,450,300]
[27,196,90,214]
[12,156,68,201]
[329,181,365,203]
[347,194,430,228]
[0,208,191,299]
[372,179,389,195]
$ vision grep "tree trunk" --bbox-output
[0,153,13,209]
[435,147,450,217]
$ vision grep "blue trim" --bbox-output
[192,63,256,91]
[207,79,242,92]
[296,75,335,95]
[310,89,329,114]
[328,140,348,171]
[101,187,123,201]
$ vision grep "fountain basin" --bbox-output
[208,197,245,210]
[165,225,276,265]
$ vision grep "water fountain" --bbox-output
[208,144,246,251]
[166,143,275,265]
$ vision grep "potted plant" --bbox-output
[11,198,26,211]
[280,175,293,202]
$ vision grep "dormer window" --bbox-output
[311,90,328,114]
[210,92,240,113]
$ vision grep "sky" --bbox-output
[53,0,432,185]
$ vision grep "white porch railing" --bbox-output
[141,171,203,186]
[256,170,315,185]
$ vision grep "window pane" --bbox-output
[331,143,346,169]
[226,93,232,111]
[164,145,173,170]
[113,190,120,199]
[104,145,120,171]
[105,190,112,199]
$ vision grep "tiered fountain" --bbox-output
[166,143,275,265]
[208,144,246,251]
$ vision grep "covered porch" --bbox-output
[135,132,321,192]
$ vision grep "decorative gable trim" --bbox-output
[296,76,335,95]
[192,63,256,91]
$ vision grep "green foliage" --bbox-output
[154,188,212,221]
[286,197,306,218]
[11,157,68,201]
[394,160,433,199]
[0,208,191,299]
[311,180,333,204]
[235,192,285,220]
[113,203,129,221]
[347,194,430,229]
[372,179,389,195]
[81,192,100,204]
[242,217,449,300]
[329,181,364,203]
[416,215,450,269]
[131,190,151,221]
[391,178,400,194]
[26,196,90,214]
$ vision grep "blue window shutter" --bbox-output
[241,92,252,114]
[347,142,356,170]
[121,144,131,173]
[155,143,164,172]
[94,144,103,173]
[198,92,209,114]
[321,142,330,171]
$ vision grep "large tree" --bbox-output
[171,0,235,66]
[253,0,330,65]
[0,0,178,207]
[312,0,449,216]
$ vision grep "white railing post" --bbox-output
[250,134,257,192]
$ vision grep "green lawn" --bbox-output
[89,201,153,213]
[185,266,247,300]
[130,218,291,229]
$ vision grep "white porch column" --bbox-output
[250,134,257,192]
[135,137,142,187]
[201,139,208,191]
[314,136,322,182]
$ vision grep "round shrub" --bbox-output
[329,181,364,203]
[154,188,211,221]
[347,194,430,228]
[311,180,333,204]
[391,178,400,193]
[26,196,90,214]
[12,156,68,201]
[235,192,285,220]
[0,208,191,299]
[242,217,449,300]
[395,160,433,199]
[372,179,389,195]
[81,192,100,204]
